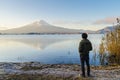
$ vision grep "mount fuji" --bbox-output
[0,20,95,34]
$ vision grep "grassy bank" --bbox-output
[1,62,120,80]
[6,74,93,80]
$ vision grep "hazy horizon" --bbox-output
[0,0,120,30]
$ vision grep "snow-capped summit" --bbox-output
[32,20,50,26]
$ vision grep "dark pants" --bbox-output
[80,55,90,76]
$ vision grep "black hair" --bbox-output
[82,33,88,39]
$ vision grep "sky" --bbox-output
[0,0,120,31]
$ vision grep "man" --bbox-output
[78,33,92,77]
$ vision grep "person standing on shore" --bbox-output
[78,33,92,77]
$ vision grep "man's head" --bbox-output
[82,33,88,39]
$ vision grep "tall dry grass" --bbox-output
[99,18,120,64]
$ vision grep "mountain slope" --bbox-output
[97,26,114,33]
[0,20,84,34]
[0,20,97,34]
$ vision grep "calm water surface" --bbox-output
[0,34,103,65]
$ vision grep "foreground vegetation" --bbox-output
[99,18,120,65]
[6,74,92,80]
[1,62,120,80]
[5,64,120,80]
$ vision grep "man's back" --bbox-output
[79,39,92,56]
[78,33,92,77]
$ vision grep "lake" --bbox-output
[0,34,103,65]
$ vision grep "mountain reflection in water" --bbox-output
[0,34,103,65]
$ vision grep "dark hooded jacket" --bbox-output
[79,39,92,56]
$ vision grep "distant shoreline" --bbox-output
[0,33,101,35]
